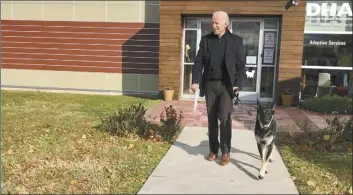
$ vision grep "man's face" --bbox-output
[212,14,227,35]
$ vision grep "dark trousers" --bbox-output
[204,80,233,154]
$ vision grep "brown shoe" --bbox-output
[220,153,230,166]
[206,152,217,161]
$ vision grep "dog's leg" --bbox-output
[263,145,268,175]
[265,144,274,170]
[269,139,275,163]
[259,143,274,179]
[265,144,274,174]
[258,144,267,180]
[257,142,263,160]
[257,142,268,173]
[269,152,274,163]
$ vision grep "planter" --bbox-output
[281,93,293,107]
[163,90,174,101]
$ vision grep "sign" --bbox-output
[263,48,274,64]
[245,69,256,78]
[304,34,352,47]
[302,34,352,68]
[308,40,346,46]
[264,32,275,47]
[305,1,353,33]
[262,31,277,65]
[246,56,257,65]
[306,2,352,17]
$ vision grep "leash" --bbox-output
[233,92,253,116]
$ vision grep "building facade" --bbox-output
[300,0,352,100]
[1,0,352,104]
[1,1,160,96]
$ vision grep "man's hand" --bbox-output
[191,84,199,93]
[233,86,240,94]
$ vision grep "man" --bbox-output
[191,11,245,166]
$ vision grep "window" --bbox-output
[300,0,353,100]
[183,19,198,95]
[302,34,352,67]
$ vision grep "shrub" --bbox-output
[301,95,352,114]
[292,116,353,153]
[325,116,353,144]
[97,103,151,138]
[159,105,183,142]
[97,103,183,143]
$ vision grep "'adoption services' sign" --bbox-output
[305,1,352,33]
[304,34,352,47]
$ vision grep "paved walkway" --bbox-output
[145,100,330,132]
[145,100,349,132]
[139,100,350,194]
[138,126,299,194]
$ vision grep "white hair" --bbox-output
[212,11,229,26]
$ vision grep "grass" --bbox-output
[276,133,352,194]
[1,90,170,194]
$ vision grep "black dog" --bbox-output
[254,99,277,180]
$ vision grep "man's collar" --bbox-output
[217,33,225,38]
[213,29,229,38]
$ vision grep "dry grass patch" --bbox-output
[277,116,352,194]
[1,90,169,194]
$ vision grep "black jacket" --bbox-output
[191,29,246,99]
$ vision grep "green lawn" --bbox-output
[277,133,352,194]
[3,90,352,194]
[1,90,169,194]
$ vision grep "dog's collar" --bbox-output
[258,115,273,130]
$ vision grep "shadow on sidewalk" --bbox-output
[173,139,261,180]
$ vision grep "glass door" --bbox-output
[259,18,280,102]
[232,20,263,102]
[181,17,279,102]
[182,18,198,97]
[181,18,213,99]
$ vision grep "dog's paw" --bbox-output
[258,174,264,180]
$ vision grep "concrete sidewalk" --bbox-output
[138,126,299,194]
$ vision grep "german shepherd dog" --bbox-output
[255,99,277,180]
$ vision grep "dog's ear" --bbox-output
[257,98,261,109]
[271,102,276,113]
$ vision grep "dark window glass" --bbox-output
[300,69,352,99]
[264,19,278,30]
[302,34,352,67]
[201,21,212,36]
[260,67,275,98]
[185,19,198,28]
[184,30,197,63]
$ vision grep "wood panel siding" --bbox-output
[159,0,306,101]
[1,20,159,74]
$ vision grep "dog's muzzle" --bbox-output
[258,115,274,129]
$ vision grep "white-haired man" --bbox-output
[191,11,245,166]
